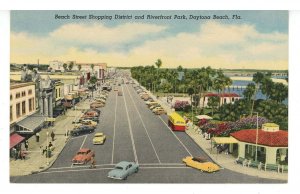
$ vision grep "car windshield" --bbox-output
[115,166,123,170]
[77,152,87,155]
[95,134,103,137]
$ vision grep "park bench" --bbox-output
[235,157,248,166]
[264,163,280,173]
[247,160,263,170]
[281,165,288,173]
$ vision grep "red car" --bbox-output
[72,148,95,165]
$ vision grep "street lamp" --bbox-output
[46,131,49,165]
[254,112,259,161]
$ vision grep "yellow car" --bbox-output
[74,119,97,128]
[93,133,106,145]
[183,156,220,173]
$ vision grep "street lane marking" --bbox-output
[122,86,139,164]
[111,91,118,164]
[41,166,191,175]
[158,116,193,156]
[80,135,88,149]
[125,84,161,163]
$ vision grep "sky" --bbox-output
[10,10,288,70]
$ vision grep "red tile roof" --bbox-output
[231,129,288,147]
[205,93,240,97]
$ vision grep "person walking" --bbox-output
[51,131,55,141]
[11,147,17,160]
[35,132,40,142]
[90,156,96,168]
[24,140,29,151]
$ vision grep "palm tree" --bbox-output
[77,64,82,71]
[207,96,220,116]
[154,59,162,93]
[91,64,95,73]
[63,63,68,72]
[250,72,265,116]
[68,61,74,71]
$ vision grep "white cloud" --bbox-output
[49,22,167,46]
[11,21,288,70]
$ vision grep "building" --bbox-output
[230,123,288,165]
[10,81,36,133]
[76,63,107,83]
[200,93,241,107]
[49,60,65,72]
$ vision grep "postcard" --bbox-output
[9,10,288,183]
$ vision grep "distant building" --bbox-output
[49,60,64,72]
[200,93,241,107]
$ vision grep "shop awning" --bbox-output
[10,133,25,149]
[212,136,239,144]
[16,113,45,134]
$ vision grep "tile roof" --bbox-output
[231,129,288,147]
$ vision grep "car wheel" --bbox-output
[123,175,127,180]
[135,168,139,173]
[84,160,87,165]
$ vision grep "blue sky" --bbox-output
[11,10,288,69]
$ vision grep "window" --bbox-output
[56,89,58,98]
[224,98,227,103]
[59,89,61,97]
[16,103,21,118]
[10,106,13,121]
[10,95,12,100]
[21,91,26,97]
[22,101,26,115]
[16,92,20,99]
[28,89,32,95]
[232,97,235,102]
[29,98,34,112]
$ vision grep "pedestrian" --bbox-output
[48,141,53,149]
[24,140,29,151]
[36,132,40,142]
[42,146,48,155]
[51,131,55,141]
[20,150,26,160]
[90,156,96,168]
[11,147,17,160]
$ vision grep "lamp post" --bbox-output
[254,112,259,161]
[46,131,49,165]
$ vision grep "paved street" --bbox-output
[10,83,285,183]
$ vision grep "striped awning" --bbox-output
[16,113,45,134]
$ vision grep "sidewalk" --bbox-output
[10,99,90,176]
[186,127,288,181]
[152,91,288,181]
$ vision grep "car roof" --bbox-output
[95,132,103,136]
[115,161,132,168]
[78,148,91,152]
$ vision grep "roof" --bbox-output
[116,161,131,168]
[17,113,46,134]
[212,136,239,144]
[231,129,288,147]
[205,93,240,97]
[169,112,186,123]
[10,133,25,149]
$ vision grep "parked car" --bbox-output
[89,108,101,115]
[149,104,161,110]
[72,148,95,165]
[74,119,97,128]
[154,109,167,115]
[182,156,220,173]
[118,91,123,96]
[83,111,99,118]
[152,107,164,113]
[90,103,105,109]
[71,125,95,136]
[108,161,139,180]
[93,132,106,145]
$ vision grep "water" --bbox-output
[224,79,288,105]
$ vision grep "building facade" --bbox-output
[200,93,241,107]
[10,81,36,133]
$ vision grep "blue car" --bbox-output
[108,161,139,180]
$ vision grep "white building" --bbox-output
[49,60,64,72]
[200,93,241,107]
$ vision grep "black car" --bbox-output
[71,126,95,136]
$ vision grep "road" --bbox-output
[10,83,285,183]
